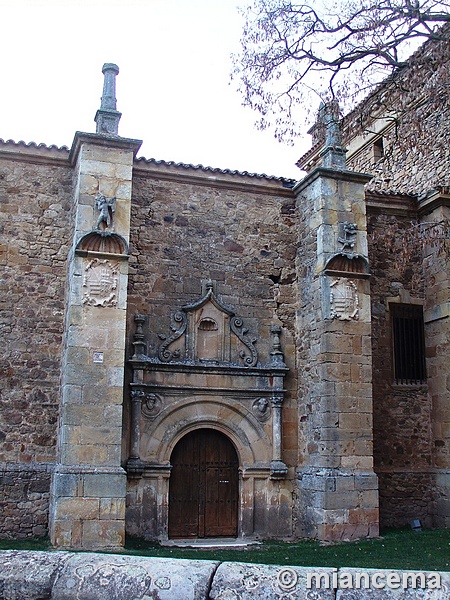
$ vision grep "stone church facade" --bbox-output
[0,51,448,549]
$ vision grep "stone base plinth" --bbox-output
[295,468,379,541]
[434,470,450,528]
[49,466,126,550]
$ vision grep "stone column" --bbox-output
[270,394,287,477]
[294,104,379,541]
[49,65,142,550]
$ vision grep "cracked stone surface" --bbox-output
[209,562,335,599]
[50,552,218,600]
[0,550,69,600]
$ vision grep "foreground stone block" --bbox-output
[335,568,449,599]
[0,550,69,600]
[210,562,335,599]
[51,552,218,600]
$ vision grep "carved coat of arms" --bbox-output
[330,278,359,321]
[82,258,119,307]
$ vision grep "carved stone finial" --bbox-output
[270,325,286,367]
[95,63,122,136]
[318,101,346,170]
[131,314,147,359]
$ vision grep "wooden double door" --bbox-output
[168,429,239,538]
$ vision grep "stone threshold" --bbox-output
[161,537,261,549]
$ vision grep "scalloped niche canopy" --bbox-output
[325,252,369,275]
[76,231,128,255]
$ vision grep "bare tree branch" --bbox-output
[232,0,450,141]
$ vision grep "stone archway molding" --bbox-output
[141,396,271,468]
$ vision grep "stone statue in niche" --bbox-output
[95,193,116,230]
[82,258,119,307]
[330,278,359,321]
[338,221,358,252]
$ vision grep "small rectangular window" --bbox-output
[391,304,426,384]
[373,137,384,162]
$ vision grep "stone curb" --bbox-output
[0,550,448,599]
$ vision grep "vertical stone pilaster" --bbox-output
[421,202,450,527]
[294,114,379,541]
[49,65,142,549]
[49,133,141,549]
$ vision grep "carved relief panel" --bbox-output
[157,281,258,367]
[82,258,119,307]
[329,277,359,321]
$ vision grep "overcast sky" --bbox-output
[0,0,310,179]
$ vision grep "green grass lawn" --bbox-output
[1,529,449,572]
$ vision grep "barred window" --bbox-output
[391,304,426,384]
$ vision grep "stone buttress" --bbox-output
[49,64,142,549]
[419,190,450,528]
[294,104,379,541]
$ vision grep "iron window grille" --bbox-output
[391,303,426,385]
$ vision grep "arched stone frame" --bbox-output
[141,396,272,466]
[134,396,274,540]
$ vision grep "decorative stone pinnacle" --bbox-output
[318,101,347,170]
[270,325,286,367]
[95,63,122,136]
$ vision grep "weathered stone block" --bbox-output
[83,471,126,498]
[51,472,82,498]
[0,550,68,600]
[54,497,100,521]
[81,519,124,549]
[99,497,126,520]
[51,553,218,600]
[210,562,335,599]
[61,443,108,465]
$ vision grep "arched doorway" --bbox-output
[168,428,239,538]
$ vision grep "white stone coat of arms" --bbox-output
[330,278,359,321]
[82,258,119,307]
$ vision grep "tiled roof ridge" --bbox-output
[365,188,417,198]
[135,156,298,184]
[0,138,299,184]
[0,138,69,152]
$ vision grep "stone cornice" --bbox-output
[132,160,297,197]
[0,139,69,167]
[365,191,417,216]
[293,165,372,195]
[128,360,288,377]
[417,188,450,217]
[68,131,142,166]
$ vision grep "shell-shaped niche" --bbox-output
[76,231,128,256]
[325,252,369,276]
